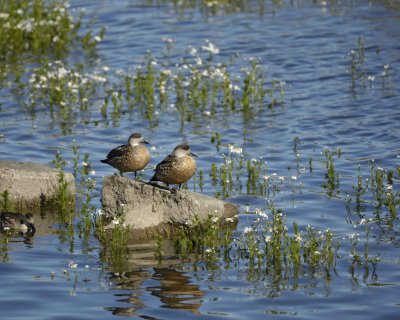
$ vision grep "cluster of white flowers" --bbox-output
[255,208,268,220]
[201,40,220,55]
[243,226,253,234]
[228,144,243,155]
[28,61,108,107]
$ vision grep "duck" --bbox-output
[101,133,150,178]
[150,143,197,190]
[0,212,36,235]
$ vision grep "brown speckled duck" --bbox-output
[150,143,197,190]
[101,133,150,178]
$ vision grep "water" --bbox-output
[1,0,400,319]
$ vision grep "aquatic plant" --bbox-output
[321,147,340,196]
[170,208,340,276]
[1,190,10,212]
[174,213,234,263]
[50,142,99,245]
[98,216,131,273]
[0,0,104,76]
[144,0,268,17]
[347,36,393,94]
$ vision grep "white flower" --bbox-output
[265,235,271,243]
[225,217,234,223]
[187,46,197,56]
[195,57,202,65]
[201,40,220,55]
[228,145,242,155]
[0,13,10,19]
[243,227,253,234]
[68,261,78,269]
[94,36,102,42]
[111,219,119,225]
[205,248,213,253]
[162,37,173,44]
[255,208,268,219]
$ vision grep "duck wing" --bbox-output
[106,145,129,159]
[154,155,175,171]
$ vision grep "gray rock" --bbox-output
[0,160,75,213]
[101,176,238,238]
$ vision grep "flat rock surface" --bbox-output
[101,176,238,238]
[0,160,75,213]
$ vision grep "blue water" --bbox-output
[1,0,400,319]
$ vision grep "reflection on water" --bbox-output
[149,268,204,313]
[107,268,204,317]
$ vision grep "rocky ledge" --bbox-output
[101,176,238,239]
[0,160,75,213]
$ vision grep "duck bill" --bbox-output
[142,140,150,145]
[190,152,198,157]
